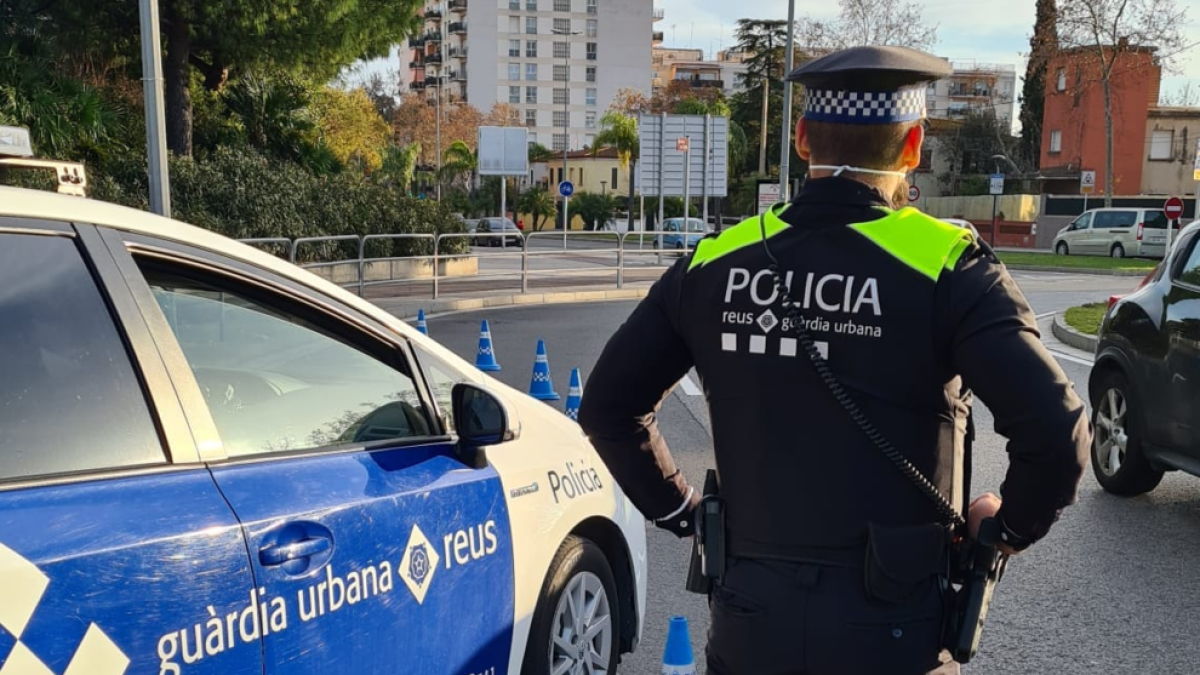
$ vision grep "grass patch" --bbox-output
[1064,303,1108,335]
[997,251,1157,271]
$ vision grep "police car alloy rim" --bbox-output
[549,571,613,675]
[1096,387,1129,476]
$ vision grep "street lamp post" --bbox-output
[553,27,582,249]
[600,180,606,195]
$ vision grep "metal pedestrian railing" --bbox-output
[236,229,699,300]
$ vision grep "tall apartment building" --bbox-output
[926,61,1018,124]
[405,0,652,151]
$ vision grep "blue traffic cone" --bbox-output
[528,340,560,401]
[662,616,696,675]
[416,309,429,335]
[474,320,502,372]
[564,368,583,420]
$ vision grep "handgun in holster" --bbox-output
[685,469,725,595]
[945,516,1009,664]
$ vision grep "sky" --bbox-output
[655,0,1200,102]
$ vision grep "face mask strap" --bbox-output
[809,164,910,179]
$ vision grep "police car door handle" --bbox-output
[259,535,332,566]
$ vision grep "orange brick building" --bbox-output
[1040,45,1163,195]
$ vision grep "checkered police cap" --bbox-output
[786,45,952,126]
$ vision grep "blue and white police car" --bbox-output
[0,128,647,675]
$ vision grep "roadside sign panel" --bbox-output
[477,126,529,176]
[908,185,920,203]
[989,173,1005,196]
[1165,196,1185,220]
[558,181,574,198]
[757,181,781,214]
[637,114,729,197]
[1081,170,1096,195]
[676,137,689,152]
[1194,139,1200,182]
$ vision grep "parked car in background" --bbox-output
[654,217,711,251]
[473,217,523,247]
[1091,219,1200,496]
[1053,208,1175,259]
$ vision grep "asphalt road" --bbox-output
[414,271,1200,674]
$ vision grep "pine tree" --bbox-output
[1019,0,1058,170]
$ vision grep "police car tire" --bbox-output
[522,535,620,675]
[1090,370,1164,496]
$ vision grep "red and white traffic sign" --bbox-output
[1165,196,1185,220]
[908,185,921,203]
[676,137,689,152]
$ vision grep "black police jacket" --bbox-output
[577,177,1090,557]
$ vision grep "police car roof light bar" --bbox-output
[0,125,89,197]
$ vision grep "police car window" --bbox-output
[140,268,434,457]
[0,234,164,480]
[412,347,466,433]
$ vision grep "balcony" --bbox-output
[448,70,467,82]
[653,31,663,44]
[409,59,425,70]
[449,0,467,12]
[653,8,664,21]
[410,35,427,48]
[426,53,443,65]
[675,76,723,89]
[948,83,992,98]
[410,81,428,91]
[448,21,467,35]
[424,31,442,43]
[449,45,469,59]
[424,8,442,20]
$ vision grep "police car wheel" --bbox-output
[522,535,619,675]
[1090,370,1164,496]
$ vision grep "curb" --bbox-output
[1052,313,1099,353]
[1005,264,1151,277]
[381,287,652,320]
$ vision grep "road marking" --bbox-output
[1046,348,1095,367]
[1035,311,1057,320]
[679,374,702,396]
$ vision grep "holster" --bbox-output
[943,517,1009,664]
[686,469,723,595]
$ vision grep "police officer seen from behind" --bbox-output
[577,45,1090,675]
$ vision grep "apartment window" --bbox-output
[526,63,538,80]
[554,18,570,33]
[586,134,595,147]
[554,134,568,151]
[526,16,537,34]
[554,64,569,81]
[586,111,596,129]
[1049,129,1063,153]
[510,0,520,7]
[587,0,596,14]
[1056,68,1066,92]
[554,110,568,127]
[554,0,570,10]
[586,19,597,37]
[509,86,520,103]
[525,109,538,127]
[586,66,596,82]
[586,87,596,105]
[526,0,537,9]
[526,85,538,103]
[508,63,521,80]
[554,41,569,58]
[508,39,521,57]
[554,87,569,104]
[526,40,538,57]
[509,16,520,33]
[586,42,597,60]
[1150,129,1174,160]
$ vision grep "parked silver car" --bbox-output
[1053,208,1172,258]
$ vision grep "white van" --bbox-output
[1053,208,1172,258]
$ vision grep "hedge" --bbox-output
[10,146,467,262]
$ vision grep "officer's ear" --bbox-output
[899,122,924,172]
[795,117,811,161]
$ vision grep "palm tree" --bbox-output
[592,111,639,225]
[517,186,558,231]
[440,140,476,191]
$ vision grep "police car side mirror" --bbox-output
[451,383,515,447]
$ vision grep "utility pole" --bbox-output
[553,27,581,245]
[778,1,796,201]
[435,1,446,202]
[139,0,171,216]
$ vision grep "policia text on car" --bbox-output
[578,46,1090,675]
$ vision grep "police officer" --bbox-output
[577,45,1090,675]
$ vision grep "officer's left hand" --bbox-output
[968,493,1019,556]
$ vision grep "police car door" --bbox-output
[0,223,259,675]
[116,239,516,675]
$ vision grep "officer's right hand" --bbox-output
[968,493,1019,556]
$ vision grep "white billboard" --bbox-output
[477,126,529,176]
[637,114,729,197]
